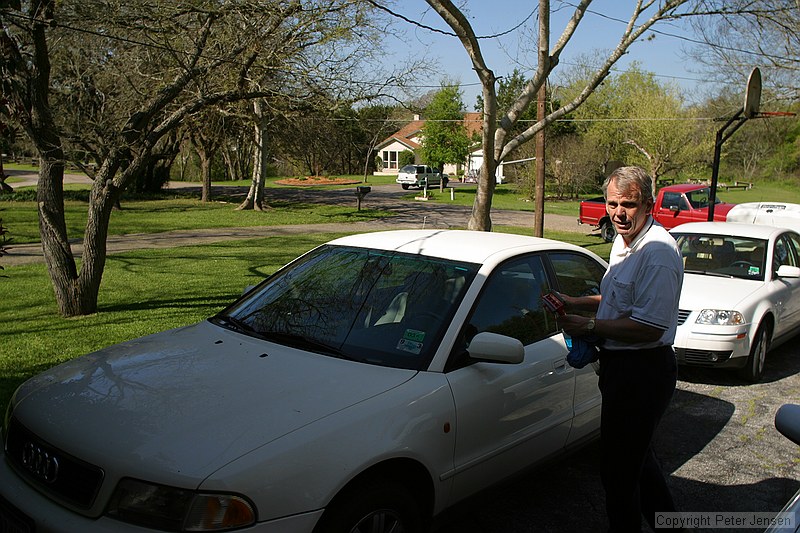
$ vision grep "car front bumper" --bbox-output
[673,322,751,368]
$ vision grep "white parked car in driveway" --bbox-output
[1,230,607,533]
[670,222,800,382]
[395,164,448,190]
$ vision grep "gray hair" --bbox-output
[602,166,654,203]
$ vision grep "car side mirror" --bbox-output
[669,205,680,212]
[776,265,800,278]
[468,332,524,364]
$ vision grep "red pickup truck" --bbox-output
[578,183,737,242]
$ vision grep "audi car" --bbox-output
[1,229,607,533]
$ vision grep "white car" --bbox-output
[0,230,606,533]
[395,164,448,190]
[671,222,800,382]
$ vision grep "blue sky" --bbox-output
[384,1,722,106]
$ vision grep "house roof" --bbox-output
[377,112,484,151]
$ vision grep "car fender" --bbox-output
[200,372,457,523]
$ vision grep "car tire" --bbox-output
[600,221,616,243]
[315,479,425,533]
[401,184,410,190]
[739,322,770,383]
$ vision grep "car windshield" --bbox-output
[215,245,479,370]
[673,233,767,281]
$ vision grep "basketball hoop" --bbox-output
[743,67,762,119]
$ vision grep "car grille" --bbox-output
[677,309,692,326]
[5,417,104,509]
[676,347,733,366]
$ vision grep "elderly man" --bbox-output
[559,166,684,532]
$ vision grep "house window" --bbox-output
[388,151,398,169]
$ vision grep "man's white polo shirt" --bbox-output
[597,216,684,351]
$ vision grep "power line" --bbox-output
[362,0,536,39]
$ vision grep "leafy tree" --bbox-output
[1,0,383,316]
[419,84,471,171]
[425,0,722,231]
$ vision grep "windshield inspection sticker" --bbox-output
[749,266,760,276]
[397,329,426,354]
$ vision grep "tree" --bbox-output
[689,0,800,101]
[1,0,382,316]
[419,84,471,172]
[564,65,710,187]
[424,0,703,231]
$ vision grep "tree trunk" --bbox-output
[237,106,269,211]
[198,147,212,202]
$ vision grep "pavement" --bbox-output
[5,171,800,532]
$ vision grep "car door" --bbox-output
[546,251,606,444]
[771,233,800,339]
[445,254,574,502]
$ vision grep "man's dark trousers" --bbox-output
[598,345,678,532]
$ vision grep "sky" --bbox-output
[382,1,737,107]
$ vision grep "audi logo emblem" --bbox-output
[21,441,59,484]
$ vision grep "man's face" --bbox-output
[605,179,653,245]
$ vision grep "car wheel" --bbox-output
[739,323,770,383]
[401,184,410,190]
[316,479,425,533]
[600,221,616,243]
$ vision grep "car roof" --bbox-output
[669,221,795,240]
[327,229,597,265]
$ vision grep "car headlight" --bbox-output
[696,309,745,326]
[107,478,256,531]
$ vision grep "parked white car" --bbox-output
[395,164,448,190]
[1,230,606,533]
[670,222,800,382]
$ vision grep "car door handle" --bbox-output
[553,358,572,373]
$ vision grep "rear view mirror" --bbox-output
[468,332,524,364]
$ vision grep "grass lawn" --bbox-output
[1,167,795,412]
[0,226,610,413]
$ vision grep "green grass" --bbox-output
[0,197,388,244]
[420,179,800,217]
[0,226,609,414]
[1,170,794,413]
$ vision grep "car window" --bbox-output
[662,192,685,210]
[548,252,605,298]
[462,255,557,348]
[219,245,479,371]
[774,234,799,272]
[673,233,767,280]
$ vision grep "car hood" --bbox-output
[679,273,760,311]
[12,321,416,482]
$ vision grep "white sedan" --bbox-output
[671,222,800,382]
[0,230,606,533]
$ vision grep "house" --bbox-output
[374,112,504,182]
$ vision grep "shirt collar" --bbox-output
[613,216,655,258]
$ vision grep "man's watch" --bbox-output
[587,318,596,333]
